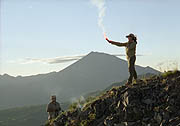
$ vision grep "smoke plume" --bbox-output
[91,0,106,34]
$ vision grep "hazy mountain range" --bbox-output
[0,52,160,110]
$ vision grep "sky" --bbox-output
[1,0,180,76]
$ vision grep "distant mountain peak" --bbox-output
[86,51,109,57]
[83,51,126,62]
[88,51,117,57]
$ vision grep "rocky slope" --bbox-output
[48,71,180,126]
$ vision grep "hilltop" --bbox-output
[47,70,180,126]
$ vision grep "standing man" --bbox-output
[46,95,62,121]
[106,33,138,85]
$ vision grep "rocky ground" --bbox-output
[47,71,180,126]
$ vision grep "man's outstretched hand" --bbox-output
[106,38,112,43]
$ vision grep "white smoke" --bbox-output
[91,0,106,34]
[71,96,86,109]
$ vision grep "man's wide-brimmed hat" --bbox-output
[126,33,135,38]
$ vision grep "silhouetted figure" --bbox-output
[46,95,61,121]
[106,33,137,85]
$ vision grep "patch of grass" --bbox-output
[82,97,99,111]
[80,120,89,126]
[161,70,178,78]
[85,96,97,104]
[44,119,56,126]
[79,113,96,126]
[88,113,96,120]
[68,102,79,112]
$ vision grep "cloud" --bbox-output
[9,53,145,65]
[18,55,85,64]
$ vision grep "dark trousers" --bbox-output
[128,56,137,83]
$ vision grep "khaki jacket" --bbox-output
[116,41,137,59]
[46,101,61,120]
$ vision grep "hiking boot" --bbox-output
[135,79,144,83]
[125,81,132,86]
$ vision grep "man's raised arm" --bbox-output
[106,38,127,47]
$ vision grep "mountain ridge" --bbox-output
[0,52,158,78]
[0,52,160,110]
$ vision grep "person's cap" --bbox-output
[126,33,135,38]
[51,95,56,99]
